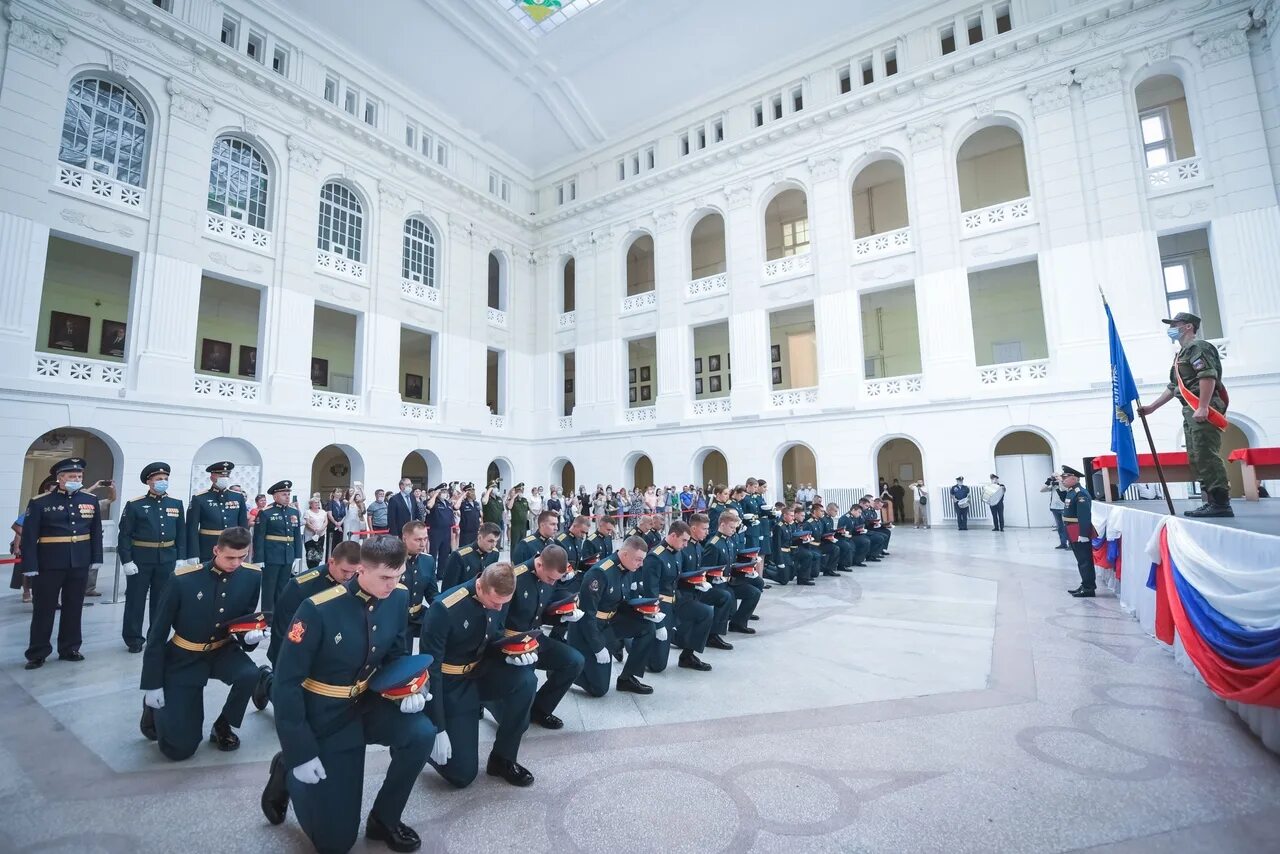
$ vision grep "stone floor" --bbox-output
[2,525,1278,853]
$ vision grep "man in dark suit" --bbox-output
[386,477,422,537]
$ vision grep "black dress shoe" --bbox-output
[140,703,158,741]
[866,557,881,562]
[615,675,653,695]
[486,753,535,787]
[1067,586,1083,595]
[252,665,272,711]
[59,651,85,662]
[852,562,867,567]
[728,624,756,635]
[797,580,816,586]
[531,710,563,730]
[678,651,712,671]
[126,642,144,654]
[1054,544,1070,550]
[24,658,44,670]
[749,614,760,621]
[209,716,240,751]
[880,552,891,556]
[706,635,734,650]
[1070,589,1096,598]
[261,751,289,825]
[366,812,422,852]
[612,648,624,662]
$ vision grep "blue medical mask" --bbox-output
[64,480,83,493]
[402,486,413,496]
[1166,326,1182,341]
[152,480,169,494]
[215,476,231,489]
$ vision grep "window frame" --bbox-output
[1139,106,1175,168]
[59,76,150,188]
[317,181,365,262]
[401,217,437,288]
[1160,256,1198,318]
[207,136,270,229]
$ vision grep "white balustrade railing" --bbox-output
[33,353,125,387]
[960,197,1033,234]
[315,249,367,283]
[206,211,272,252]
[621,290,657,314]
[762,250,812,282]
[769,386,819,407]
[692,397,732,416]
[194,375,260,401]
[624,406,657,423]
[311,390,360,411]
[486,307,508,328]
[558,416,574,430]
[55,162,145,210]
[1209,337,1229,359]
[686,273,729,301]
[401,401,439,422]
[863,374,923,398]
[489,413,507,429]
[1147,156,1204,191]
[401,278,442,307]
[851,227,911,260]
[977,358,1049,386]
[557,311,576,330]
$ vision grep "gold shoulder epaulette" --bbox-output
[192,489,208,498]
[310,586,346,606]
[710,535,721,544]
[128,493,148,504]
[442,587,470,608]
[653,545,666,555]
[513,564,528,577]
[175,563,204,576]
[600,559,615,570]
[395,582,408,590]
[555,533,568,541]
[457,546,474,556]
[295,570,320,584]
[523,535,536,542]
[241,562,261,571]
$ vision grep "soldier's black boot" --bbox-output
[139,702,158,741]
[706,634,733,650]
[678,650,712,671]
[486,751,535,787]
[260,751,289,825]
[209,715,240,751]
[251,665,272,711]
[366,811,422,852]
[1186,487,1234,518]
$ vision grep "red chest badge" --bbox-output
[288,620,306,644]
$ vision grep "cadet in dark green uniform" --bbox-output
[252,480,305,611]
[264,535,432,853]
[685,513,736,650]
[1059,466,1098,598]
[580,516,616,568]
[400,520,438,643]
[441,523,500,590]
[118,462,185,653]
[569,536,661,696]
[139,527,264,759]
[642,520,713,673]
[1138,311,1233,517]
[512,510,558,565]
[186,461,249,564]
[505,546,585,729]
[508,483,531,543]
[704,510,762,633]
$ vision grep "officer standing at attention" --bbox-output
[118,462,185,654]
[458,483,482,547]
[139,527,264,758]
[507,483,531,544]
[400,521,437,644]
[441,522,500,590]
[264,535,433,852]
[187,462,249,564]
[684,512,736,650]
[252,480,305,611]
[570,536,662,696]
[421,562,538,788]
[642,520,713,673]
[1059,466,1098,598]
[512,510,558,565]
[1138,311,1234,518]
[506,545,585,729]
[22,457,103,669]
[950,476,971,531]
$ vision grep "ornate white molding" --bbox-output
[401,278,442,308]
[1193,19,1251,66]
[864,375,922,399]
[769,387,819,408]
[906,117,944,150]
[206,211,272,253]
[1024,73,1073,116]
[851,227,911,262]
[312,390,361,412]
[109,50,131,79]
[33,353,124,387]
[571,233,594,253]
[401,402,439,423]
[961,197,1034,235]
[1144,42,1171,66]
[692,397,731,417]
[762,251,812,282]
[447,216,472,241]
[621,290,657,314]
[56,166,145,216]
[557,310,576,330]
[1146,156,1206,193]
[978,358,1049,386]
[4,5,66,64]
[807,153,841,182]
[287,137,321,177]
[166,79,213,128]
[195,375,260,402]
[486,307,508,328]
[624,406,657,424]
[1074,57,1125,101]
[379,183,406,213]
[972,99,995,120]
[686,273,729,301]
[724,183,753,210]
[654,208,678,233]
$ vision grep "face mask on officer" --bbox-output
[152,480,169,494]
[215,476,232,490]
[1167,325,1183,341]
[64,479,83,493]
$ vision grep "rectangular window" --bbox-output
[364,99,377,126]
[696,127,706,150]
[557,185,565,206]
[713,119,724,142]
[966,14,984,45]
[436,143,448,167]
[489,172,498,195]
[792,86,804,112]
[246,31,264,62]
[568,180,576,201]
[324,76,337,103]
[632,153,640,175]
[995,3,1013,34]
[344,89,357,115]
[405,124,416,148]
[861,57,874,86]
[273,46,288,75]
[754,103,764,127]
[646,147,655,169]
[940,25,956,55]
[421,133,433,157]
[152,0,172,9]
[780,219,810,255]
[1161,259,1197,318]
[220,15,237,47]
[618,159,626,181]
[839,65,852,94]
[1140,107,1174,168]
[772,94,783,120]
[884,48,898,76]
[501,180,510,203]
[680,133,690,156]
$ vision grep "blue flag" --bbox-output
[1106,303,1141,496]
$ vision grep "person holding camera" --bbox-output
[1040,474,1069,549]
[910,479,930,528]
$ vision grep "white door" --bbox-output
[994,454,1054,528]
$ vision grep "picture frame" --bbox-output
[405,372,424,400]
[640,365,651,382]
[772,366,782,385]
[640,384,651,401]
[771,344,781,363]
[99,320,126,357]
[694,357,703,375]
[564,377,574,393]
[695,377,703,395]
[237,345,257,378]
[709,375,722,393]
[708,354,721,372]
[200,338,232,374]
[629,387,637,403]
[47,311,90,353]
[310,357,329,387]
[629,368,637,384]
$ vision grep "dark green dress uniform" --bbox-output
[548,531,586,642]
[420,579,536,788]
[511,531,552,566]
[862,506,891,557]
[268,568,342,667]
[1062,475,1096,594]
[403,551,438,642]
[187,487,249,563]
[642,543,713,671]
[139,560,263,760]
[703,533,760,631]
[766,522,797,585]
[252,498,304,611]
[22,470,103,666]
[441,543,498,591]
[838,512,872,566]
[274,580,433,854]
[580,530,614,568]
[740,493,764,550]
[505,558,584,721]
[118,484,186,651]
[568,553,657,696]
[683,537,736,637]
[706,500,726,530]
[509,495,531,543]
[1168,336,1230,502]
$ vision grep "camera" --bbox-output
[1045,476,1059,486]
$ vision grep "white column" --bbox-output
[0,211,48,376]
[808,153,859,409]
[130,254,201,394]
[366,183,408,421]
[723,182,768,414]
[653,208,686,421]
[264,287,315,410]
[440,217,486,427]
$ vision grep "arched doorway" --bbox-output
[779,443,818,498]
[993,429,1054,528]
[401,450,442,491]
[310,444,365,501]
[629,454,654,491]
[22,427,122,515]
[486,458,514,490]
[551,458,576,495]
[696,448,728,491]
[191,436,263,502]
[875,437,922,522]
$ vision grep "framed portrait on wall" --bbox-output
[629,368,637,384]
[694,357,703,375]
[629,387,637,403]
[310,357,329,387]
[405,373,423,400]
[695,378,703,395]
[640,365,651,382]
[708,354,721,372]
[99,320,126,357]
[708,375,721,393]
[200,338,232,373]
[238,345,257,378]
[772,366,782,385]
[48,311,90,353]
[640,384,651,401]
[771,344,781,363]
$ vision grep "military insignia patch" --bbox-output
[1192,358,1206,370]
[196,591,203,600]
[590,579,600,591]
[334,632,342,644]
[288,620,306,643]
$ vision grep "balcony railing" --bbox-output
[624,406,657,423]
[486,307,508,328]
[977,358,1049,386]
[316,249,366,283]
[863,374,923,398]
[557,311,576,330]
[1208,337,1228,359]
[1147,156,1205,192]
[401,401,439,422]
[401,278,442,307]
[686,273,729,301]
[558,416,574,430]
[762,250,812,282]
[33,353,125,387]
[206,211,272,252]
[311,390,360,411]
[851,227,911,261]
[55,162,145,211]
[489,413,506,429]
[960,197,1033,235]
[194,375,260,401]
[621,290,657,314]
[692,397,731,416]
[769,386,819,407]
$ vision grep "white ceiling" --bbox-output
[273,0,938,178]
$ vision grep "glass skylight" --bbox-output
[499,0,609,36]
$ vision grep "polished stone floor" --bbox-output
[2,525,1278,853]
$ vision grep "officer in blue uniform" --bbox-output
[440,523,500,590]
[703,510,761,634]
[685,512,736,650]
[569,536,661,696]
[740,479,764,551]
[1060,466,1097,598]
[139,527,263,759]
[252,479,305,611]
[401,520,438,643]
[264,535,432,853]
[424,483,457,567]
[187,461,249,564]
[118,462,185,653]
[511,510,559,565]
[457,484,482,547]
[22,457,103,669]
[642,520,713,673]
[421,562,537,788]
[505,545,585,729]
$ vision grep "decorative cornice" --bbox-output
[972,99,995,120]
[378,182,407,213]
[723,183,753,210]
[906,117,944,150]
[1024,73,1073,117]
[286,137,322,177]
[1144,41,1171,66]
[654,208,678,233]
[807,153,842,182]
[109,50,131,79]
[1074,57,1125,101]
[5,4,67,64]
[571,233,595,253]
[166,79,213,128]
[1193,18,1250,66]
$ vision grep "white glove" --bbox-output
[594,648,611,664]
[243,628,268,645]
[655,627,668,641]
[23,570,36,577]
[644,611,665,623]
[292,757,327,784]
[506,652,537,666]
[122,561,139,576]
[695,581,711,592]
[143,688,165,709]
[430,731,452,765]
[291,558,304,575]
[185,558,201,566]
[711,576,727,584]
[746,571,759,579]
[561,569,575,581]
[562,608,584,623]
[1076,536,1090,543]
[399,692,427,714]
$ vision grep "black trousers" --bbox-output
[1070,541,1096,591]
[991,500,1005,531]
[428,530,452,567]
[26,569,88,662]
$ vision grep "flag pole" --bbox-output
[1100,286,1176,516]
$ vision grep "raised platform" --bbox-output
[1104,497,1280,538]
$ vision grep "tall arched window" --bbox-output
[402,217,437,287]
[207,137,269,229]
[317,182,364,261]
[59,77,148,186]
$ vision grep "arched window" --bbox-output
[207,137,269,229]
[488,251,506,311]
[59,77,148,186]
[402,217,437,287]
[562,257,575,312]
[317,182,364,261]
